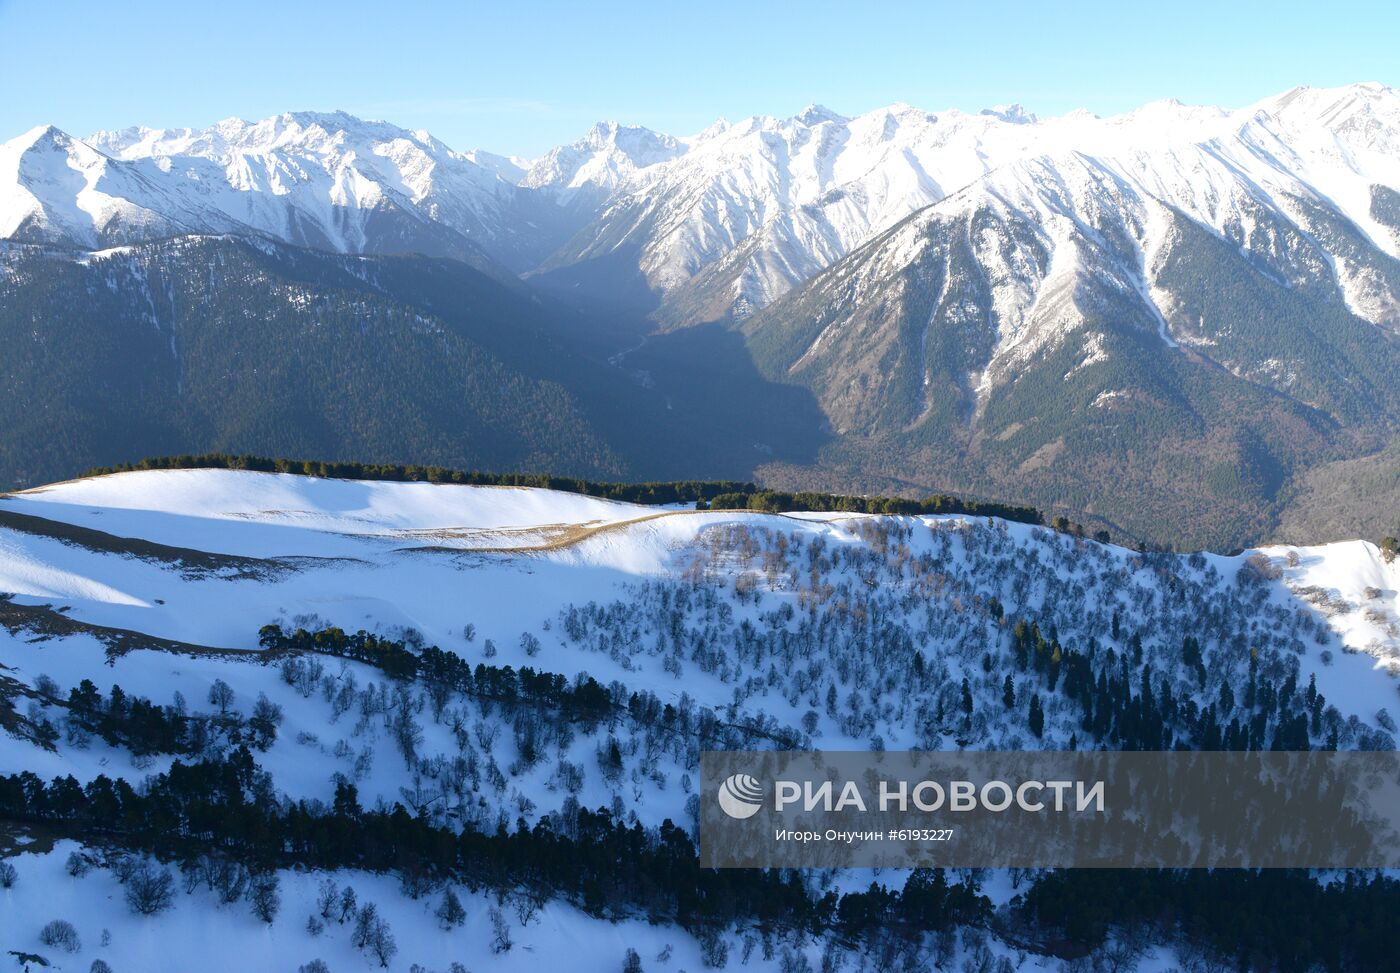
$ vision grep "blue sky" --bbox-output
[2,0,1396,156]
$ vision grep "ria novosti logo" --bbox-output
[716,773,765,819]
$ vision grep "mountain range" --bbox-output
[4,83,1400,549]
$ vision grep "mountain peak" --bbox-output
[1256,81,1400,133]
[880,101,923,116]
[794,104,847,126]
[276,108,366,130]
[579,120,674,152]
[463,148,528,184]
[585,119,626,141]
[201,110,435,153]
[5,124,112,172]
[693,118,731,141]
[522,120,684,197]
[979,103,1038,124]
[9,123,73,151]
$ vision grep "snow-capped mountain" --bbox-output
[8,83,1400,310]
[522,120,687,212]
[747,87,1400,421]
[540,100,1052,319]
[0,111,696,277]
[460,147,531,185]
[543,83,1400,325]
[93,111,564,271]
[0,124,238,248]
[2,112,581,273]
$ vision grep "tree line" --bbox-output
[3,746,1396,971]
[0,749,989,943]
[1008,621,1338,753]
[259,625,615,727]
[1021,867,1398,973]
[698,489,1045,526]
[30,677,282,756]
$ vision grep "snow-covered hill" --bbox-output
[1,469,1397,969]
[2,468,1397,808]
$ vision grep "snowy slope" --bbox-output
[728,86,1400,547]
[546,102,1054,313]
[0,110,705,274]
[1,469,1396,970]
[2,837,1181,973]
[7,469,654,558]
[742,102,1400,409]
[4,470,1396,840]
[1,469,1395,769]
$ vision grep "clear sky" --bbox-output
[2,0,1396,157]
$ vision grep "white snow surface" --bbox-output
[9,469,651,557]
[0,469,1396,970]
